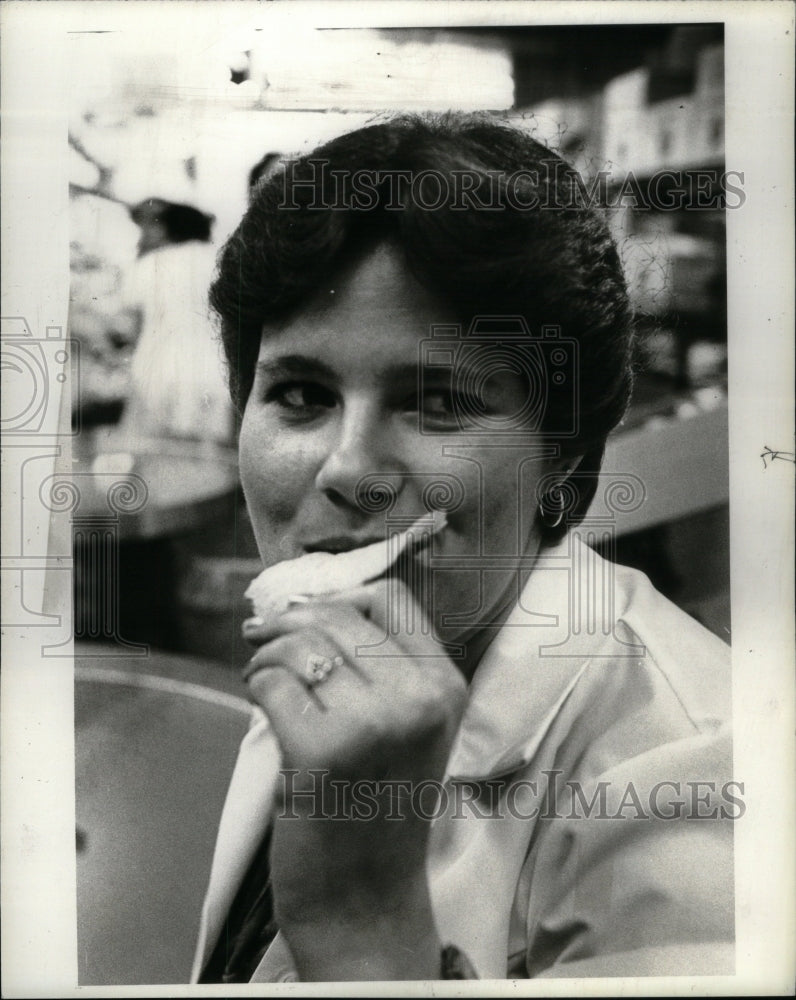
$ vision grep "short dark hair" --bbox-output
[210,113,635,538]
[248,152,283,196]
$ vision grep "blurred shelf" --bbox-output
[590,396,728,535]
[620,372,727,431]
[71,434,240,540]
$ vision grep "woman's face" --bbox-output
[239,243,562,659]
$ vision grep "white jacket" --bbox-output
[192,533,734,981]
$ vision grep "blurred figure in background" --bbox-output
[118,197,233,445]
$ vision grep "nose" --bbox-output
[314,399,405,511]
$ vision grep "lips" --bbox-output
[303,536,384,555]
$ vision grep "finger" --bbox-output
[245,636,330,717]
[243,588,437,673]
[280,622,372,686]
[242,635,293,682]
[240,601,365,646]
[241,597,320,644]
[245,664,323,739]
[242,606,387,692]
[269,599,403,675]
[242,580,423,639]
[241,615,267,646]
[241,612,302,646]
[242,599,372,651]
[245,630,373,717]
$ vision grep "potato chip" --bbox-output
[245,510,447,620]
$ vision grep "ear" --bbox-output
[536,454,585,532]
[544,454,584,483]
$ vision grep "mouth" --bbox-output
[248,512,448,618]
[303,536,384,555]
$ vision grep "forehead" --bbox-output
[258,243,449,365]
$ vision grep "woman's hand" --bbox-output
[242,579,468,981]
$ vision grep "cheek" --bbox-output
[239,410,314,555]
[440,448,543,557]
[428,452,545,638]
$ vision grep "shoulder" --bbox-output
[454,536,730,780]
[608,555,731,730]
[516,552,735,976]
[495,539,736,976]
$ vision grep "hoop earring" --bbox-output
[539,491,565,529]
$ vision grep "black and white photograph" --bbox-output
[1,1,793,995]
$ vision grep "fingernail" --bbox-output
[242,656,261,682]
[242,616,265,631]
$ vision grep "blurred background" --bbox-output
[68,20,730,984]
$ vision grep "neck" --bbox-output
[446,537,553,683]
[444,581,519,684]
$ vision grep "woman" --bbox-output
[192,115,734,982]
[118,198,233,445]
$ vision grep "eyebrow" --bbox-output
[255,355,450,385]
[255,356,337,382]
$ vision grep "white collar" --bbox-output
[446,532,595,781]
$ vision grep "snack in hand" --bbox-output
[245,510,447,620]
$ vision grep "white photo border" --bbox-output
[1,1,793,996]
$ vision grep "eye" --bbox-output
[409,385,503,432]
[421,390,457,418]
[409,388,475,431]
[400,388,455,418]
[265,381,336,418]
